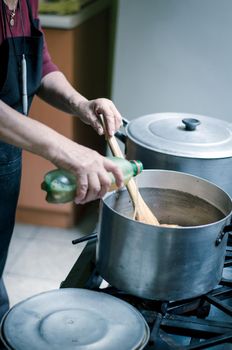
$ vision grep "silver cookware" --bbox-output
[96,170,232,301]
[116,113,232,197]
[0,289,149,350]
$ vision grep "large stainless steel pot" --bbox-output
[96,170,232,301]
[117,113,232,198]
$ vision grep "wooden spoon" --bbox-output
[100,116,160,226]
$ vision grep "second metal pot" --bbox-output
[96,170,232,301]
[118,113,232,198]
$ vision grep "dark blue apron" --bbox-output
[0,0,43,323]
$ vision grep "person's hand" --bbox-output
[51,136,124,204]
[74,98,122,137]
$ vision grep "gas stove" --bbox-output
[61,233,232,350]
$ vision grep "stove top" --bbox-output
[61,233,232,349]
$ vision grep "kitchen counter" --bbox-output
[40,0,111,29]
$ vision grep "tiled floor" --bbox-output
[2,203,99,307]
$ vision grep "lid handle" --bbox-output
[182,118,201,131]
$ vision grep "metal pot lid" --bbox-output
[126,113,232,159]
[1,288,149,350]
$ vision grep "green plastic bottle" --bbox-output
[41,157,143,204]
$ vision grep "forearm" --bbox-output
[0,98,124,204]
[38,71,122,136]
[0,100,63,162]
[38,71,87,115]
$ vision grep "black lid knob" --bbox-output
[182,118,201,131]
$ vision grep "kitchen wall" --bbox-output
[112,0,232,122]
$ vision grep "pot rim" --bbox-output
[102,169,232,229]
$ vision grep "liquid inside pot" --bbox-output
[109,188,225,227]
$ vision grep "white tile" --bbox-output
[4,236,34,273]
[6,238,82,282]
[2,203,99,308]
[34,226,83,243]
[3,274,59,307]
[12,223,38,239]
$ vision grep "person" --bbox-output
[0,0,124,331]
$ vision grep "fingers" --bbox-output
[103,158,124,188]
[74,170,112,204]
[110,103,123,131]
[77,98,122,136]
[97,171,112,197]
[74,174,88,204]
[94,99,122,136]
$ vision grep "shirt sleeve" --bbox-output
[32,0,59,78]
[41,29,60,78]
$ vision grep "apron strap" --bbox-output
[1,1,8,39]
[25,0,35,25]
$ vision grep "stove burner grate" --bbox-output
[63,235,232,349]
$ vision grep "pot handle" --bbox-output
[114,117,129,145]
[121,117,129,127]
[215,224,232,246]
[72,232,98,245]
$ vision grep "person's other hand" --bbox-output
[75,98,122,136]
[51,138,124,204]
